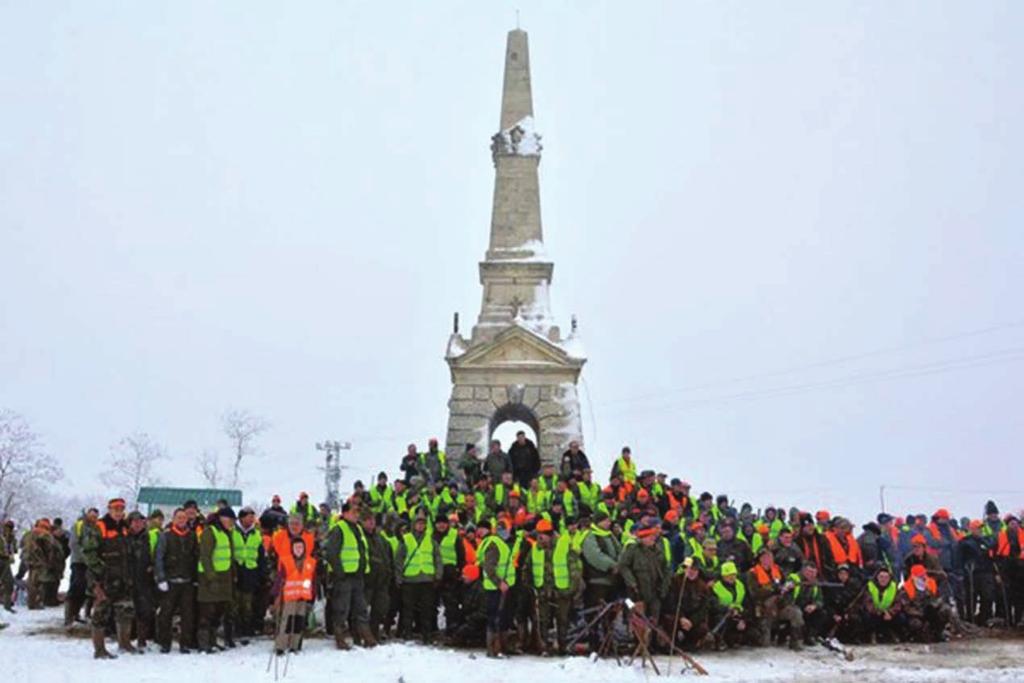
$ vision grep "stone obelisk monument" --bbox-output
[443,29,586,465]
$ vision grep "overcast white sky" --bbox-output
[2,3,1022,524]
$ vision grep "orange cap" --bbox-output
[910,564,927,577]
[935,508,950,520]
[535,519,553,533]
[911,534,927,546]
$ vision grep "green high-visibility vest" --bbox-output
[712,579,745,608]
[562,490,576,518]
[615,457,637,484]
[438,528,459,566]
[867,580,897,611]
[395,492,409,516]
[788,573,819,601]
[531,535,571,590]
[233,528,261,569]
[572,529,590,553]
[477,535,515,590]
[198,526,232,574]
[661,537,672,566]
[402,532,435,578]
[369,486,394,513]
[525,489,549,513]
[687,536,705,561]
[578,482,600,511]
[339,520,369,574]
[381,531,399,557]
[147,527,160,557]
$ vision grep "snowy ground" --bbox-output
[2,607,1024,683]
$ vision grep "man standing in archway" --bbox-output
[509,430,540,489]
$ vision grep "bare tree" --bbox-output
[101,432,166,509]
[221,409,269,488]
[195,449,221,488]
[0,409,63,521]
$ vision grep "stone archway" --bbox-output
[489,402,541,451]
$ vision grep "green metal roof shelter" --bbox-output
[138,486,243,513]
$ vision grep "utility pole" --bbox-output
[316,440,351,510]
[879,485,886,513]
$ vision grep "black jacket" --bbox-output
[508,439,541,486]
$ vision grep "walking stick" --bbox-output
[266,598,283,674]
[631,607,708,675]
[666,557,692,676]
[993,562,1012,625]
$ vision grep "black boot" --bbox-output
[92,626,117,660]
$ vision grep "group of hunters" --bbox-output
[3,433,1023,662]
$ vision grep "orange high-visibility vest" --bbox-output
[282,554,317,602]
[825,531,862,567]
[996,528,1024,558]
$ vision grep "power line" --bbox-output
[605,346,1024,417]
[598,319,1024,407]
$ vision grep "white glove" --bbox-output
[157,581,169,592]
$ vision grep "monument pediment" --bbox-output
[452,325,579,370]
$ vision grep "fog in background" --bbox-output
[2,2,1022,524]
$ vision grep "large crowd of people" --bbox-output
[2,434,1022,663]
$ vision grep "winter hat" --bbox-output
[535,519,553,533]
[911,534,927,546]
[593,511,610,524]
[721,561,738,577]
[985,500,999,516]
[934,508,951,521]
[876,513,893,525]
[217,507,236,520]
[862,522,881,535]
[910,564,927,578]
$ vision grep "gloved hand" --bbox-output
[157,581,169,592]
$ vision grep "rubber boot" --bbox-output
[137,620,149,651]
[117,618,138,654]
[223,619,236,649]
[333,626,352,651]
[63,599,77,628]
[512,625,526,654]
[93,626,117,660]
[789,627,804,651]
[357,623,378,648]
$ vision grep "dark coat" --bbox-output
[508,439,541,486]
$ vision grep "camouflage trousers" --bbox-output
[91,590,134,629]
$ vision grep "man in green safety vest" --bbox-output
[863,566,901,643]
[394,512,442,644]
[477,519,514,658]
[232,507,264,640]
[324,501,374,650]
[433,514,466,637]
[710,561,748,650]
[197,507,237,654]
[525,518,580,654]
[369,471,395,515]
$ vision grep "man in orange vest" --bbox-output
[747,547,804,650]
[273,536,316,656]
[823,517,862,577]
[898,564,950,642]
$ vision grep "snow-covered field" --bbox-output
[2,607,1023,683]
